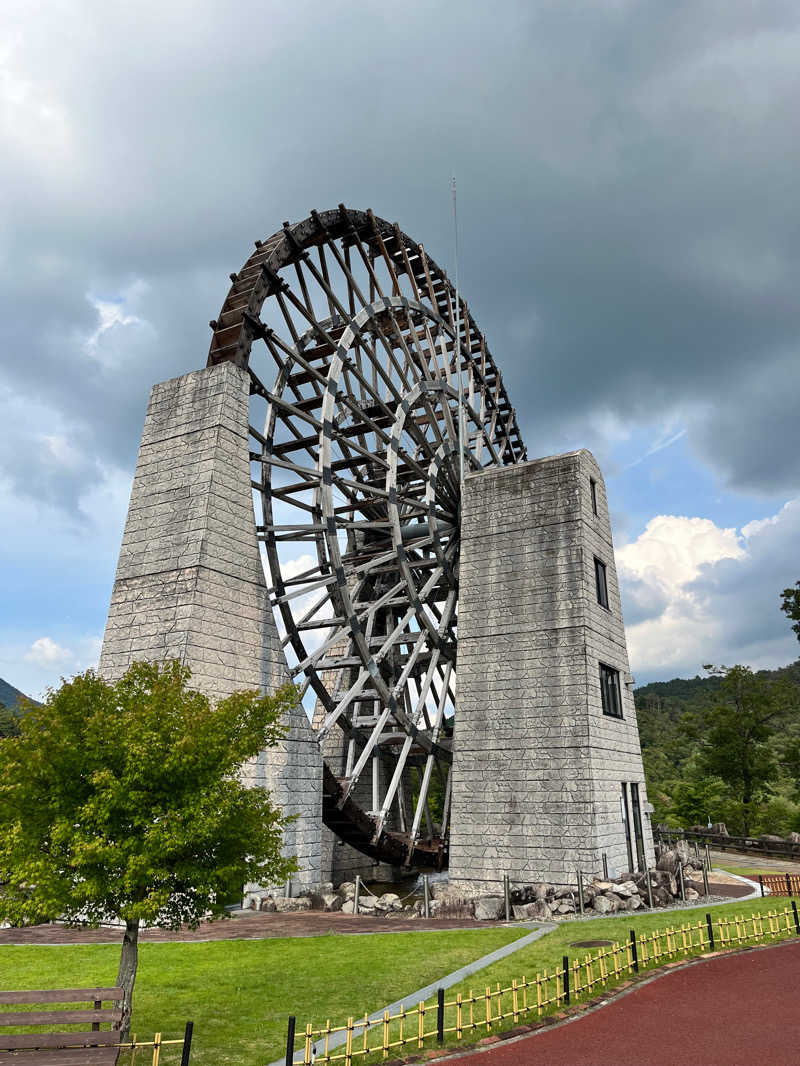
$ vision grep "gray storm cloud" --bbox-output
[2,0,800,690]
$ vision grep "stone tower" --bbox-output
[448,450,654,891]
[98,363,322,899]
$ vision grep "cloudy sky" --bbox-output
[2,0,799,698]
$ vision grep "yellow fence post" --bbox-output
[345,1016,353,1066]
[304,1022,313,1065]
[151,1032,161,1066]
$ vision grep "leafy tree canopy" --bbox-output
[0,660,299,1035]
[0,700,21,738]
[781,581,800,642]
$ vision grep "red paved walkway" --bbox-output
[445,940,800,1065]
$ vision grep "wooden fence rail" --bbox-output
[656,828,800,862]
[287,906,800,1065]
[760,874,800,897]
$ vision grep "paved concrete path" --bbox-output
[274,923,555,1066]
[711,848,800,873]
[442,939,800,1065]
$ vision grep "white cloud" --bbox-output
[620,504,800,679]
[618,515,744,596]
[24,636,73,667]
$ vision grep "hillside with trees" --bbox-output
[0,677,37,737]
[635,660,800,835]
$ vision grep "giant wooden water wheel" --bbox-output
[208,207,526,868]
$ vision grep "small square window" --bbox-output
[594,557,609,609]
[600,663,623,718]
[590,478,598,515]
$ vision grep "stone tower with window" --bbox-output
[448,449,654,891]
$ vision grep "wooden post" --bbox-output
[305,1023,314,1065]
[786,873,792,897]
[705,843,711,870]
[423,875,430,918]
[702,862,710,898]
[180,1021,194,1066]
[437,988,445,1043]
[152,1032,162,1066]
[503,873,510,921]
[285,1016,296,1066]
[602,853,609,879]
[759,875,765,898]
[706,913,715,951]
[646,871,654,910]
[93,999,101,1033]
[792,900,800,935]
[562,956,570,1005]
[629,929,639,973]
[577,869,585,915]
[354,875,361,915]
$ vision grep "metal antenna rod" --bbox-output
[452,176,464,491]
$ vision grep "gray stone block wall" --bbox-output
[449,449,654,893]
[98,363,322,901]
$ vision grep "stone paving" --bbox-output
[0,912,512,945]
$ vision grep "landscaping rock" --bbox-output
[340,900,355,914]
[710,822,728,836]
[474,896,506,921]
[534,883,551,901]
[625,896,643,911]
[592,896,614,914]
[656,849,680,875]
[274,897,312,913]
[592,880,615,892]
[685,888,700,901]
[612,880,639,899]
[321,893,342,912]
[514,899,553,920]
[259,897,276,912]
[337,882,356,900]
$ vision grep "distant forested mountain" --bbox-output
[0,677,39,737]
[635,661,800,834]
[0,677,34,711]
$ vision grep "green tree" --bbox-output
[0,660,298,1038]
[0,701,21,738]
[686,665,797,836]
[781,581,800,641]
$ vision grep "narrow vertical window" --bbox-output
[630,783,646,872]
[594,557,609,608]
[590,477,598,515]
[599,663,623,718]
[621,783,634,872]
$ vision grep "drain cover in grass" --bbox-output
[570,939,615,948]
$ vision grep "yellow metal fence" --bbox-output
[291,905,800,1064]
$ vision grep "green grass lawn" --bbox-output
[715,863,784,878]
[3,899,795,1066]
[0,927,523,1065]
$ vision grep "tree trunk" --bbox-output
[116,918,140,1042]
